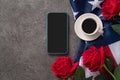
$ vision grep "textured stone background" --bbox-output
[0,0,79,80]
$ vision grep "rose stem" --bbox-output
[103,64,116,80]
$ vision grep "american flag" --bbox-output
[69,0,120,78]
[69,0,120,62]
[70,0,104,20]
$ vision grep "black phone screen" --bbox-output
[47,13,68,54]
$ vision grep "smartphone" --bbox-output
[47,13,68,54]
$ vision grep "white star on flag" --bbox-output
[71,8,79,20]
[73,11,79,20]
[99,14,103,17]
[88,0,103,10]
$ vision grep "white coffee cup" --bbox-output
[74,13,103,41]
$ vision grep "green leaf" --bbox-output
[94,74,110,80]
[74,66,85,80]
[114,65,120,80]
[105,56,114,72]
[112,24,120,34]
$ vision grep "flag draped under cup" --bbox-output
[69,0,120,78]
[69,0,120,62]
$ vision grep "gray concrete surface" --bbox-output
[0,0,79,80]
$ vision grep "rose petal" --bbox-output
[101,0,120,19]
[82,46,106,72]
[51,56,77,78]
[70,62,79,73]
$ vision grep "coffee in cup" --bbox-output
[81,18,103,36]
[82,18,97,34]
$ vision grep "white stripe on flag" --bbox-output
[109,41,120,65]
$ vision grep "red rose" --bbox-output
[52,56,79,78]
[101,0,120,19]
[82,46,106,72]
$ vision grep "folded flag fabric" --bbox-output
[69,0,120,22]
[69,0,103,20]
[69,0,120,62]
